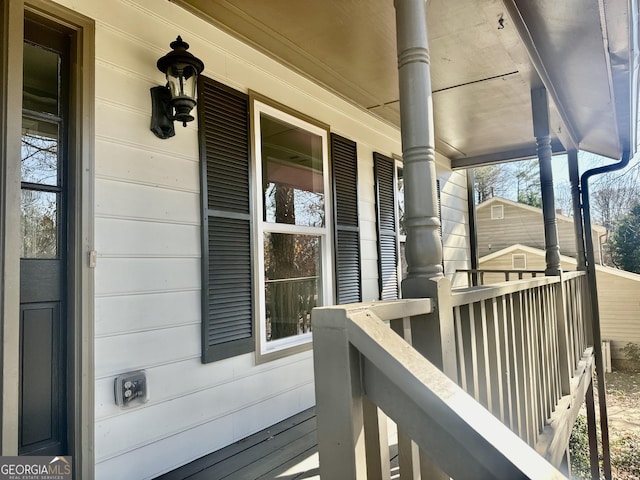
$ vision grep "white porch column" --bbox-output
[531,87,562,276]
[395,0,443,300]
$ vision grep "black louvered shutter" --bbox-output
[198,76,254,363]
[374,152,398,300]
[331,134,361,304]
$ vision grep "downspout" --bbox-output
[581,148,632,480]
[466,170,479,285]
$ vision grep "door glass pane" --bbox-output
[264,233,321,341]
[21,190,58,258]
[22,117,58,186]
[261,113,325,227]
[23,42,59,115]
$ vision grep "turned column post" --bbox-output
[531,87,562,276]
[395,0,443,300]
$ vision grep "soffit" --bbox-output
[175,0,636,164]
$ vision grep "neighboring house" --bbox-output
[0,1,636,479]
[478,244,640,365]
[476,196,607,264]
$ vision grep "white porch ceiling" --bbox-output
[174,0,639,166]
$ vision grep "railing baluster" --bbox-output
[312,307,367,479]
[512,291,530,443]
[397,430,420,479]
[523,289,538,445]
[454,306,467,391]
[485,297,505,421]
[531,287,547,442]
[469,302,481,402]
[500,295,515,430]
[540,285,556,420]
[389,316,420,480]
[478,301,492,409]
[544,285,555,418]
[363,397,391,480]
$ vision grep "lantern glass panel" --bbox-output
[167,64,198,100]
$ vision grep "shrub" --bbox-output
[569,414,592,480]
[621,342,640,371]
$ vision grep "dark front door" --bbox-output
[19,18,70,456]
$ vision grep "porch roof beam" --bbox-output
[451,142,565,170]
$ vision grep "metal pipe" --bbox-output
[568,150,587,270]
[466,170,479,285]
[580,148,632,480]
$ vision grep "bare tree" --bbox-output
[474,165,510,203]
[589,166,640,228]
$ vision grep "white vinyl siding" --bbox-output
[438,169,472,287]
[88,1,400,477]
[53,0,474,478]
[476,197,606,263]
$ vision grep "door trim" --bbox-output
[1,0,94,477]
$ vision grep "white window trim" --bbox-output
[251,98,334,363]
[491,204,504,220]
[512,253,527,270]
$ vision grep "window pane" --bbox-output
[264,233,321,341]
[261,113,325,227]
[23,42,59,115]
[22,117,58,186]
[21,190,58,258]
[397,166,406,236]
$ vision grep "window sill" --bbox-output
[255,334,313,365]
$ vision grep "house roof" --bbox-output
[176,0,639,166]
[476,196,607,233]
[480,244,640,281]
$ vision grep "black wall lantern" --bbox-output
[150,36,204,139]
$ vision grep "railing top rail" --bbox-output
[314,298,433,322]
[560,270,587,280]
[451,271,581,306]
[451,276,558,305]
[456,269,546,274]
[320,306,565,479]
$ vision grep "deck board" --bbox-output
[156,406,404,480]
[155,408,320,480]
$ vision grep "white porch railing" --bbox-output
[312,272,593,479]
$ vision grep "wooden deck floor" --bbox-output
[155,408,321,480]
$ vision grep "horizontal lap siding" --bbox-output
[476,202,546,258]
[596,271,640,356]
[75,1,466,479]
[476,198,603,263]
[438,170,471,287]
[91,6,321,477]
